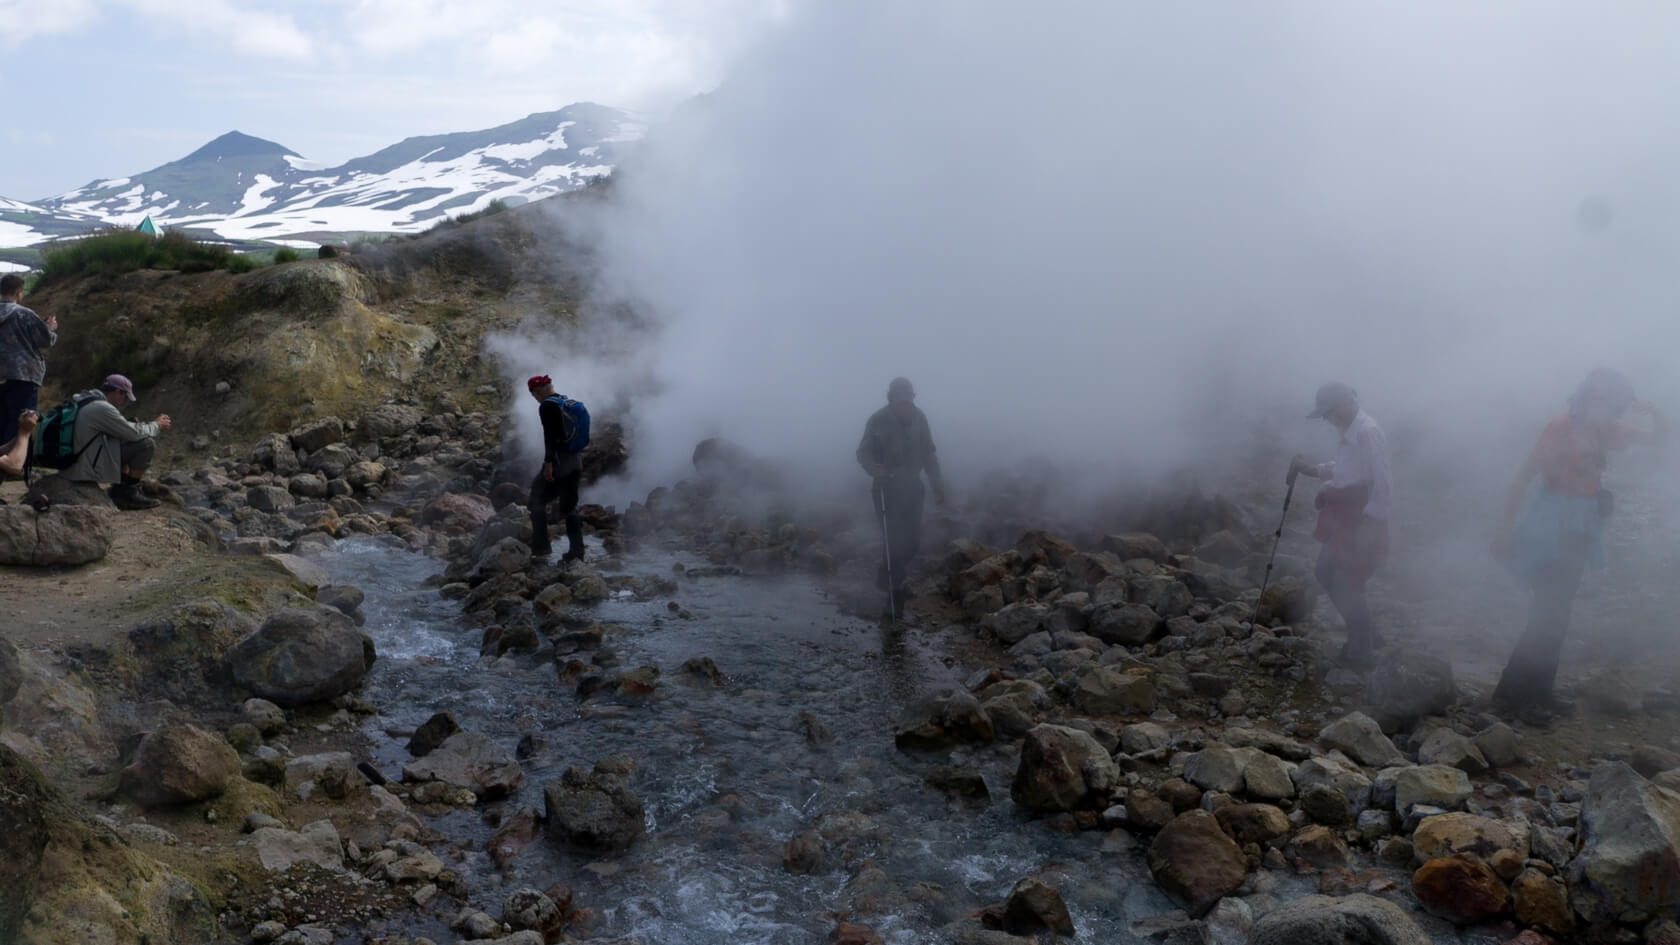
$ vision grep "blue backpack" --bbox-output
[546,394,591,452]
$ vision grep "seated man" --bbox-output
[0,409,38,478]
[65,374,171,510]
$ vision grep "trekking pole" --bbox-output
[1256,462,1300,619]
[878,479,897,620]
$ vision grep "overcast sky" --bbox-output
[0,0,786,200]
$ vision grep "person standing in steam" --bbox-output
[1490,368,1666,725]
[526,374,586,561]
[1290,382,1393,668]
[857,377,948,611]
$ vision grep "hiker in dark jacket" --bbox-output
[526,374,585,561]
[0,273,57,449]
[857,377,948,608]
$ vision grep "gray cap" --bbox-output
[1307,381,1356,418]
[888,377,915,401]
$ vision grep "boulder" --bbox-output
[419,492,496,533]
[1120,722,1171,755]
[253,820,344,872]
[355,403,423,443]
[247,485,295,513]
[263,552,329,589]
[1076,666,1155,715]
[502,887,564,939]
[1512,868,1573,936]
[988,602,1049,645]
[283,752,362,801]
[1319,712,1409,768]
[1412,854,1510,924]
[288,472,329,499]
[476,536,532,578]
[240,698,286,734]
[1393,765,1472,814]
[1366,655,1457,731]
[304,443,359,480]
[288,417,345,453]
[226,606,377,706]
[1243,752,1297,801]
[1011,724,1120,813]
[402,732,522,800]
[1087,602,1164,646]
[1216,802,1290,846]
[250,432,300,474]
[894,689,995,749]
[1568,761,1680,923]
[1182,744,1248,794]
[1300,783,1355,827]
[1473,723,1523,768]
[1292,755,1372,809]
[1290,824,1351,868]
[1411,812,1524,864]
[345,461,388,490]
[1100,532,1168,562]
[407,711,461,757]
[24,474,114,508]
[1417,728,1489,775]
[1147,809,1248,917]
[1248,894,1430,945]
[0,505,113,565]
[1258,577,1316,625]
[0,746,54,942]
[543,758,644,850]
[120,722,242,808]
[1003,876,1075,937]
[1128,574,1194,619]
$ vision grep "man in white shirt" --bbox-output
[1290,381,1392,668]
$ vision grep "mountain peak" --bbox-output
[179,131,299,164]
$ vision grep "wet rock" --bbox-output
[1216,802,1291,846]
[1411,812,1524,864]
[1182,744,1247,794]
[1147,809,1249,917]
[1126,910,1211,945]
[1568,761,1680,924]
[895,689,995,749]
[401,732,523,800]
[1412,854,1511,924]
[314,584,366,625]
[453,910,502,939]
[253,820,343,872]
[1011,724,1121,813]
[120,722,242,808]
[1512,868,1573,936]
[568,572,610,603]
[0,504,113,565]
[680,657,722,685]
[476,536,532,578]
[283,752,362,801]
[1087,602,1164,646]
[408,711,461,757]
[543,757,645,850]
[488,806,542,867]
[1248,893,1430,945]
[227,605,377,706]
[533,581,574,614]
[240,697,286,735]
[1393,764,1471,814]
[927,766,990,800]
[1003,876,1075,937]
[827,922,885,945]
[784,829,825,874]
[0,746,52,941]
[1417,727,1488,775]
[502,887,564,940]
[1366,654,1457,731]
[1291,824,1350,868]
[1319,712,1408,767]
[1076,665,1156,715]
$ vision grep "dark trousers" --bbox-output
[0,380,37,449]
[529,467,582,554]
[1316,547,1377,662]
[1494,537,1591,708]
[121,437,156,475]
[873,475,925,591]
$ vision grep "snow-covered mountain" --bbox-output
[2,103,640,248]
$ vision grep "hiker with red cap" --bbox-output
[63,373,172,510]
[526,374,590,560]
[1489,368,1667,725]
[1289,381,1393,668]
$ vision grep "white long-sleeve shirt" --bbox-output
[1313,409,1392,520]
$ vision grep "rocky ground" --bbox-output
[5,391,1680,945]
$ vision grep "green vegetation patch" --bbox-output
[38,229,265,285]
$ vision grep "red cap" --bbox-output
[527,374,552,392]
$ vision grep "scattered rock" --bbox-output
[1512,868,1573,936]
[502,887,564,939]
[1568,761,1680,924]
[1120,722,1171,755]
[120,722,242,808]
[1011,724,1121,813]
[401,731,522,800]
[1242,752,1297,801]
[1076,666,1156,715]
[252,820,343,872]
[1147,809,1248,917]
[1248,893,1431,945]
[543,758,645,850]
[1319,712,1408,767]
[1411,812,1523,864]
[1417,727,1489,775]
[1290,824,1351,868]
[895,689,995,749]
[240,698,286,735]
[1412,854,1510,924]
[1216,803,1291,847]
[283,752,362,801]
[1182,744,1248,794]
[226,606,377,706]
[407,711,462,757]
[0,505,113,565]
[1393,765,1471,814]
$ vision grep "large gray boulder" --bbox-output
[0,505,112,565]
[543,757,644,850]
[1011,723,1120,813]
[1569,761,1680,923]
[401,732,523,800]
[1249,893,1431,945]
[1319,712,1408,768]
[226,606,376,706]
[120,722,242,808]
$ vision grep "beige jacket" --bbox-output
[65,392,160,483]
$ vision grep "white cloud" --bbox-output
[0,0,99,47]
[119,0,315,60]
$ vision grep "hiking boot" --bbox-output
[110,484,159,510]
[561,548,586,563]
[529,543,553,557]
